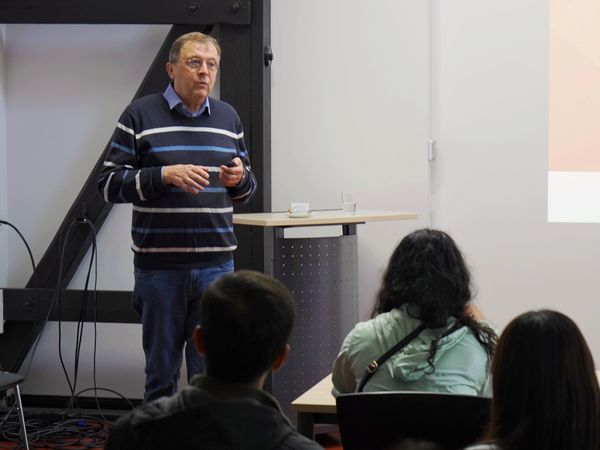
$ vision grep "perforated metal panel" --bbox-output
[271,233,359,421]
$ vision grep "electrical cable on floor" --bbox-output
[0,407,108,449]
[1,218,134,448]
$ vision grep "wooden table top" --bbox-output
[291,373,336,414]
[233,209,418,227]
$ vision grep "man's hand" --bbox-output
[219,157,245,187]
[162,164,210,194]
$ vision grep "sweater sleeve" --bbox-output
[97,109,168,204]
[226,115,257,203]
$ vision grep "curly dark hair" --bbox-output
[372,229,495,367]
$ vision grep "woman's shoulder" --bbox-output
[339,310,426,364]
[340,310,410,350]
[351,308,420,336]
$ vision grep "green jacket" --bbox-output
[332,305,493,396]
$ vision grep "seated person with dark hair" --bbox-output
[106,270,323,450]
[332,229,496,396]
[465,309,600,450]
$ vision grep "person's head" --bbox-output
[193,270,296,385]
[372,228,471,327]
[487,310,600,450]
[166,32,221,111]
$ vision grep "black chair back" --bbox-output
[336,391,490,450]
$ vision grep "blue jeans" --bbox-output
[133,259,234,402]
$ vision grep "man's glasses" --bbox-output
[183,58,219,73]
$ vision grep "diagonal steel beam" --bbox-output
[0,24,212,373]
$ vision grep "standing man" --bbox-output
[98,32,256,402]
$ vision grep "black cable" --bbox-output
[55,219,79,404]
[1,219,132,448]
[63,218,101,416]
[0,219,41,373]
[81,220,104,419]
[58,217,100,414]
[57,218,132,421]
[0,410,109,449]
[66,232,95,412]
[73,387,135,410]
[0,402,17,430]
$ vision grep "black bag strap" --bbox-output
[356,323,427,392]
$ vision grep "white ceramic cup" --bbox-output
[342,192,356,214]
[288,202,310,216]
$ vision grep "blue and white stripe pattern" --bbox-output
[98,93,256,269]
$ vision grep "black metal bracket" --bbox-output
[343,224,358,235]
[2,288,139,323]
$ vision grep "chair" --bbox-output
[0,372,30,450]
[336,391,490,450]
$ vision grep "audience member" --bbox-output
[332,228,496,395]
[106,270,323,450]
[465,309,600,450]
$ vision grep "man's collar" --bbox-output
[189,374,290,424]
[163,83,211,117]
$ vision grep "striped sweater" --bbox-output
[98,93,256,269]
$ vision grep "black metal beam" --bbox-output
[0,0,250,25]
[221,0,271,273]
[20,394,142,411]
[3,289,139,323]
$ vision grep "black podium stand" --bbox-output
[233,210,417,419]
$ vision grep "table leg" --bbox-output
[297,412,315,439]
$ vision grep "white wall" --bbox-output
[432,0,600,363]
[0,25,7,288]
[272,0,431,319]
[4,25,169,289]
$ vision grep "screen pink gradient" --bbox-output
[550,0,600,171]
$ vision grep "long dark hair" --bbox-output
[372,229,495,365]
[486,310,600,450]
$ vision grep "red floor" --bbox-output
[316,431,344,450]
